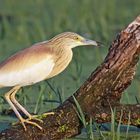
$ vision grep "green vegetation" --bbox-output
[72,96,140,140]
[0,0,140,139]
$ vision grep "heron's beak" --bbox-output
[82,39,101,47]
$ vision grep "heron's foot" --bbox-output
[29,112,55,121]
[12,118,43,131]
[27,115,43,123]
[20,118,43,131]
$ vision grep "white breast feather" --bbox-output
[0,57,54,87]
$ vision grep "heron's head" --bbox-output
[50,32,99,49]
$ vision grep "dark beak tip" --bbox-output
[96,41,104,47]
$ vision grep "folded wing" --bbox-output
[0,43,55,87]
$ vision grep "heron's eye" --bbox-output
[75,36,79,40]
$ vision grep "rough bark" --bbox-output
[0,16,140,140]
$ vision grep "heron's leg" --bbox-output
[10,88,43,123]
[10,86,32,117]
[5,87,27,130]
[5,86,42,131]
[11,87,54,122]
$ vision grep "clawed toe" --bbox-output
[27,115,43,123]
[21,119,43,131]
[12,113,55,131]
[43,112,55,116]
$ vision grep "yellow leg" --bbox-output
[10,86,54,121]
[10,88,43,123]
[5,86,42,131]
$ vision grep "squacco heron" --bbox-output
[0,32,99,131]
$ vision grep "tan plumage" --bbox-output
[0,32,99,131]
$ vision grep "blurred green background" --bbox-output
[0,0,140,139]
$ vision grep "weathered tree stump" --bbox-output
[0,15,140,140]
